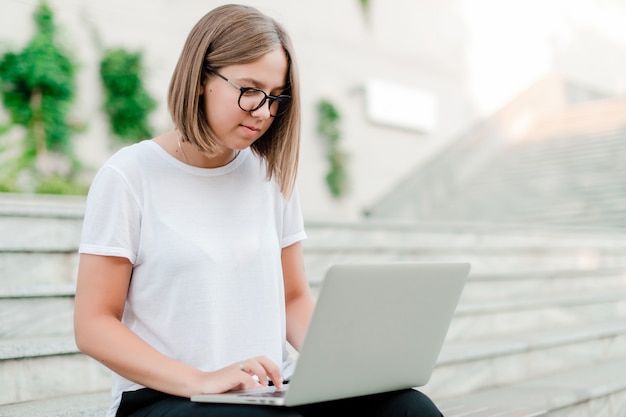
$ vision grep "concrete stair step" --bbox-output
[462,268,626,300]
[2,311,624,405]
[429,318,626,397]
[0,193,86,217]
[6,252,625,291]
[3,194,626,416]
[515,199,626,216]
[3,194,625,251]
[469,154,626,185]
[448,290,626,341]
[401,129,626,228]
[6,215,625,253]
[3,271,623,343]
[2,355,625,417]
[8,195,626,286]
[304,220,626,246]
[0,285,76,339]
[445,183,626,212]
[7,218,626,287]
[0,215,83,252]
[444,181,626,210]
[468,161,626,188]
[439,404,546,417]
[0,251,79,287]
[472,167,626,189]
[432,357,626,417]
[472,133,626,171]
[0,391,110,417]
[304,251,626,285]
[436,181,626,211]
[529,214,626,230]
[0,337,110,406]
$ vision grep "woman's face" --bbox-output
[202,48,289,153]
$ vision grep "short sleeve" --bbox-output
[79,165,142,264]
[281,186,307,248]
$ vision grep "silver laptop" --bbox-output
[191,261,470,407]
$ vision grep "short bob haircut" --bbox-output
[168,4,301,197]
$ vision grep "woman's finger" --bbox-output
[238,356,283,389]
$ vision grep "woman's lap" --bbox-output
[119,388,443,417]
[116,388,299,417]
[136,399,301,417]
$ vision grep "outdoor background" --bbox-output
[2,0,626,222]
[2,2,626,415]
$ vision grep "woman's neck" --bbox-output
[175,131,239,168]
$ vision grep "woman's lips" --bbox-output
[241,124,261,137]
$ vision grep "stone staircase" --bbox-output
[365,75,626,231]
[0,194,111,414]
[367,125,626,229]
[2,194,626,416]
[427,129,626,228]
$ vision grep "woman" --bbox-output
[74,4,443,417]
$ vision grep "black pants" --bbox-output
[116,387,444,417]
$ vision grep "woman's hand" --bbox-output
[197,355,283,394]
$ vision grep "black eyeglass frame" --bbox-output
[205,66,291,117]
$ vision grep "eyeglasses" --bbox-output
[205,66,291,117]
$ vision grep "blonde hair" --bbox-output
[168,4,301,197]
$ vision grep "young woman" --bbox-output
[74,4,443,417]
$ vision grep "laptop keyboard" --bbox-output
[239,390,286,398]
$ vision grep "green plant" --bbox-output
[359,0,371,23]
[0,0,83,193]
[100,48,156,143]
[36,174,89,195]
[317,99,348,198]
[0,0,76,158]
[0,176,16,192]
[359,0,370,13]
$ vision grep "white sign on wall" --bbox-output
[365,78,438,133]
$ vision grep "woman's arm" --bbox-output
[73,254,282,396]
[282,242,316,351]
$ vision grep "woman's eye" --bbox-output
[242,89,261,97]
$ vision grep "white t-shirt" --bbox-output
[78,140,307,417]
